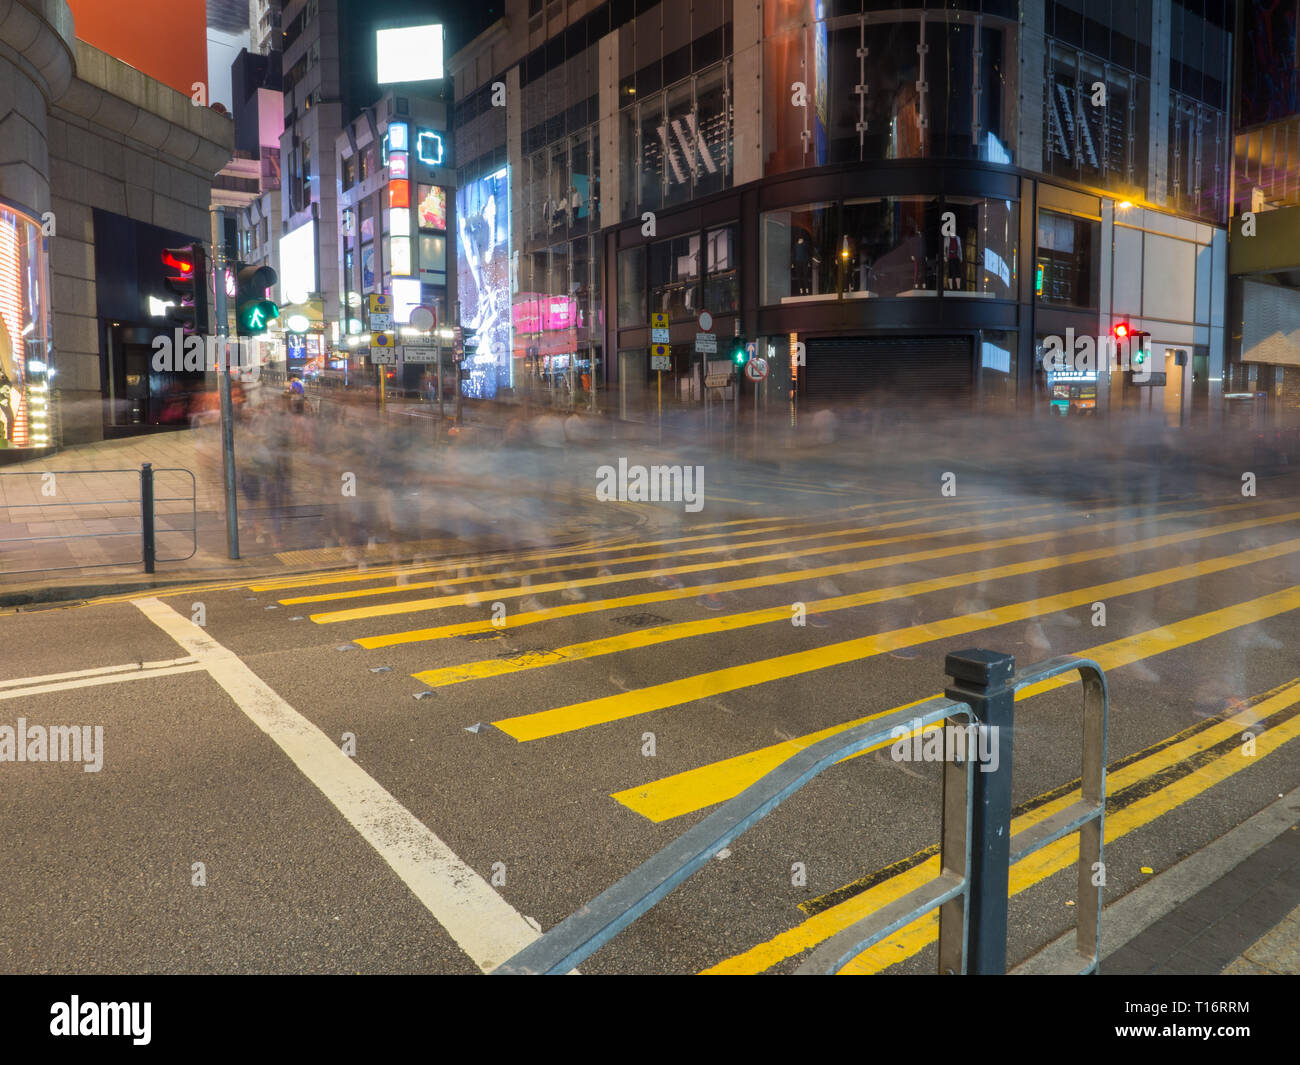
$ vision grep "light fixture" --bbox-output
[1117,200,1133,209]
[840,236,850,260]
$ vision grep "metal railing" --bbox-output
[0,463,197,577]
[493,649,1108,975]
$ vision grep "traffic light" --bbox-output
[732,337,748,366]
[236,263,279,335]
[162,244,208,334]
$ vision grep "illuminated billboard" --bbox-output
[418,185,447,230]
[456,167,511,399]
[279,221,316,304]
[377,25,445,84]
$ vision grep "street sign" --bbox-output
[651,342,670,359]
[410,305,436,331]
[371,332,394,348]
[369,294,391,313]
[651,311,669,345]
[370,350,396,365]
[746,341,757,361]
[404,347,437,363]
[651,354,671,371]
[695,332,717,353]
[704,372,731,388]
[698,311,712,332]
[370,312,393,330]
[744,357,769,382]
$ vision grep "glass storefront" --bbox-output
[0,205,52,451]
[1036,208,1101,308]
[761,196,1017,304]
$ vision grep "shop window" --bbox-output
[762,203,838,303]
[649,235,700,320]
[664,82,695,208]
[941,197,1019,299]
[619,109,637,221]
[980,331,1017,411]
[617,245,646,326]
[1036,209,1100,308]
[703,225,738,314]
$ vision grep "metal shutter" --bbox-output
[803,335,974,400]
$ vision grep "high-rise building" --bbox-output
[250,0,284,56]
[451,0,1236,423]
[278,0,451,359]
[1227,0,1300,429]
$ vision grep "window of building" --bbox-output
[761,202,839,304]
[639,94,664,213]
[664,81,695,208]
[980,330,1017,410]
[703,225,738,314]
[693,64,731,198]
[940,197,1019,299]
[342,154,356,191]
[649,234,700,320]
[617,245,646,326]
[1036,209,1100,308]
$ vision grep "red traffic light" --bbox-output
[162,249,195,280]
[1113,322,1131,340]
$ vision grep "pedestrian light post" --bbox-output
[211,206,238,559]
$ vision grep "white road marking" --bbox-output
[0,656,198,690]
[0,663,205,701]
[132,596,549,974]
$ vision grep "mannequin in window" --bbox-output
[792,227,818,296]
[944,232,964,290]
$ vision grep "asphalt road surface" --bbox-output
[3,450,1299,974]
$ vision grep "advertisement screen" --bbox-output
[456,167,511,398]
[418,185,447,230]
[279,221,315,303]
[377,25,444,84]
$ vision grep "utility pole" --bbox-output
[213,206,239,559]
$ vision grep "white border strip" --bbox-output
[0,656,198,690]
[132,596,547,973]
[0,663,206,701]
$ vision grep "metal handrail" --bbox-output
[494,650,1109,976]
[492,695,977,975]
[1008,654,1109,975]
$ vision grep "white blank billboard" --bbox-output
[377,25,444,84]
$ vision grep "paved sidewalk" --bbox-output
[1015,787,1300,975]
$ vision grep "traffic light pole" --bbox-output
[213,206,239,559]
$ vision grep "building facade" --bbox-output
[451,0,1235,425]
[0,0,233,452]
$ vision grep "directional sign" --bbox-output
[698,311,713,332]
[370,350,396,365]
[404,347,437,363]
[651,354,671,371]
[695,332,717,353]
[369,293,391,313]
[651,342,670,360]
[704,372,732,388]
[744,357,770,382]
[369,312,393,330]
[746,341,757,361]
[1131,371,1168,387]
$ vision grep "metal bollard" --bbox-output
[943,648,1016,974]
[140,462,156,574]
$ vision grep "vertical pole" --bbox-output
[213,206,239,560]
[140,462,156,574]
[942,648,1016,975]
[657,369,662,445]
[379,362,387,412]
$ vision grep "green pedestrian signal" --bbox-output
[732,338,748,365]
[235,263,279,336]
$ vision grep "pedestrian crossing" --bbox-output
[241,485,1300,973]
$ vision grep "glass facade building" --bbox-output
[451,0,1235,421]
